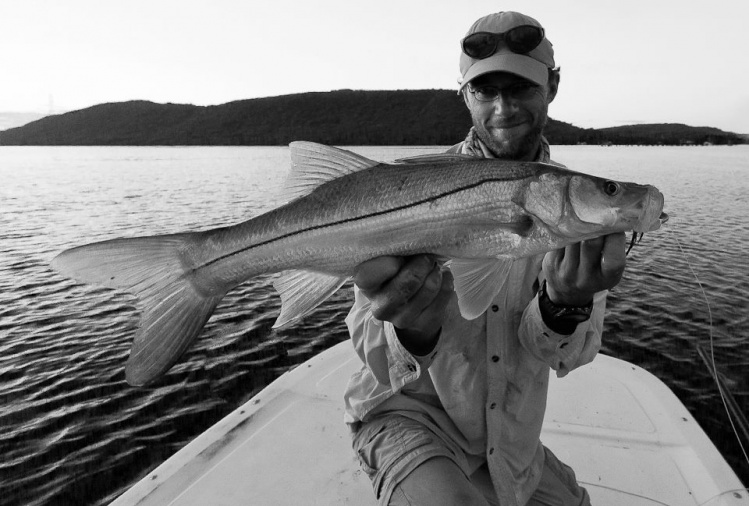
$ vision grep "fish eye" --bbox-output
[603,181,621,196]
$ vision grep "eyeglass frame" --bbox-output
[464,81,542,103]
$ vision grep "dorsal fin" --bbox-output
[283,142,379,202]
[394,153,478,164]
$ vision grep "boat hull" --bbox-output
[111,342,748,506]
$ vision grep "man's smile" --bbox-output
[489,120,530,133]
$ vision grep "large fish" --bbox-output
[52,142,666,385]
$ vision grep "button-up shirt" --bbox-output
[342,144,606,506]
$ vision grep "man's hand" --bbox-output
[542,232,626,306]
[353,255,454,355]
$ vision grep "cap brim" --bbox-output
[460,52,549,89]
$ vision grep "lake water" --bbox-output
[1,145,748,505]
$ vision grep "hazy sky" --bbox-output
[2,0,747,132]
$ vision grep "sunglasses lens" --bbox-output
[462,26,544,60]
[462,32,498,59]
[505,25,544,53]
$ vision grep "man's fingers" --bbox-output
[390,255,438,300]
[545,245,564,269]
[366,255,437,321]
[600,232,626,280]
[579,236,604,275]
[353,256,405,293]
[543,233,628,305]
[390,265,452,328]
[543,243,579,288]
[563,241,581,270]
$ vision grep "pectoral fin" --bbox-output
[447,258,514,320]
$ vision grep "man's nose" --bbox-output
[493,93,519,114]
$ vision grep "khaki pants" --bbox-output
[353,414,590,506]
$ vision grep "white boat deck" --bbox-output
[112,341,748,506]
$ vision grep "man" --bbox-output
[343,11,625,506]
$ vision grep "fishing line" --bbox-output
[668,228,749,471]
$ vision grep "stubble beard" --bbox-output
[476,113,548,161]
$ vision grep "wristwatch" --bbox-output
[537,280,593,334]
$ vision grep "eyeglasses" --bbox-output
[466,82,539,102]
[461,25,545,60]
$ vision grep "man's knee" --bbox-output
[392,457,490,506]
[528,447,590,506]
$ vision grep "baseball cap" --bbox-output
[459,11,555,89]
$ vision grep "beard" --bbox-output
[474,112,548,160]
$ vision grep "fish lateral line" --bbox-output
[196,174,535,271]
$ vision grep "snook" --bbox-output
[52,142,665,385]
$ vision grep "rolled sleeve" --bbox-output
[519,290,606,377]
[346,286,440,393]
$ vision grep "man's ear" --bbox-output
[461,87,471,108]
[547,68,560,104]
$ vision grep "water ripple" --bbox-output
[1,145,748,505]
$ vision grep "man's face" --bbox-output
[464,71,558,161]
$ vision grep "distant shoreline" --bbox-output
[1,90,745,146]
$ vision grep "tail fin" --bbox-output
[51,234,226,386]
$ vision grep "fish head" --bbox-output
[562,174,665,236]
[521,169,665,241]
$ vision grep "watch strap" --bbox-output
[538,280,593,335]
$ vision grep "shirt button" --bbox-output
[489,447,495,455]
[491,305,499,312]
[490,402,497,409]
[491,355,499,363]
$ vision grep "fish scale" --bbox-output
[200,164,534,275]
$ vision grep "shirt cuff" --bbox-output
[521,294,599,377]
[383,321,441,391]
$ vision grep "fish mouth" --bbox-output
[633,187,666,233]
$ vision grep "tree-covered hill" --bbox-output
[0,89,743,146]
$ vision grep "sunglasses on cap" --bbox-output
[461,25,545,60]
